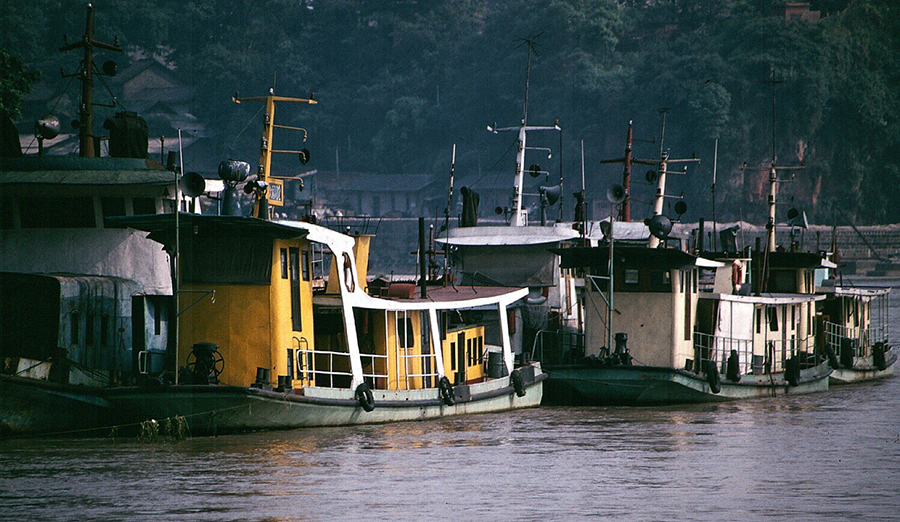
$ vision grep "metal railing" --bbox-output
[531,329,585,365]
[398,349,440,390]
[693,332,753,375]
[296,349,388,388]
[693,331,818,377]
[823,321,876,358]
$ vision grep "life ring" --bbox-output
[873,343,887,371]
[731,260,743,292]
[824,344,840,369]
[705,360,721,394]
[510,369,527,397]
[785,357,800,387]
[438,376,455,406]
[355,382,375,412]
[342,253,355,293]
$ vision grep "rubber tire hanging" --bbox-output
[438,376,455,406]
[355,382,375,412]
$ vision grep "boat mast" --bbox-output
[59,3,122,158]
[643,110,699,248]
[233,89,317,219]
[487,35,560,227]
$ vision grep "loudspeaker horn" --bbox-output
[645,214,673,240]
[495,206,505,215]
[35,115,60,140]
[529,163,541,178]
[674,201,688,216]
[539,185,561,206]
[645,169,658,184]
[179,171,206,198]
[607,184,626,204]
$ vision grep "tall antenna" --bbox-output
[516,33,542,125]
[487,33,559,227]
[443,144,456,282]
[59,3,122,157]
[765,67,783,164]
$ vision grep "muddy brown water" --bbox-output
[2,278,898,520]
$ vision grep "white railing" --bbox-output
[398,349,441,390]
[823,321,867,357]
[296,349,388,388]
[693,332,818,376]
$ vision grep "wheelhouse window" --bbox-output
[623,269,640,291]
[768,307,779,332]
[397,317,415,348]
[649,270,671,293]
[280,248,288,279]
[133,197,157,215]
[301,250,311,281]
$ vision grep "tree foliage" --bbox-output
[3,0,899,223]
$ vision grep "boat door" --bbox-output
[456,331,466,384]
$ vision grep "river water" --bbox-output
[2,279,899,520]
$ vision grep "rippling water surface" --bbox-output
[2,279,899,520]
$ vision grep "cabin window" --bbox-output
[768,307,779,332]
[450,341,456,371]
[1,197,13,229]
[478,336,484,364]
[649,270,670,293]
[21,197,94,228]
[153,303,161,335]
[756,309,762,334]
[70,311,80,345]
[133,197,157,215]
[693,270,698,292]
[467,338,473,366]
[624,269,640,291]
[397,317,415,348]
[280,249,288,279]
[684,273,692,341]
[289,248,302,331]
[302,250,311,281]
[86,313,95,347]
[101,197,127,218]
[100,314,109,346]
[791,306,796,329]
[287,348,295,380]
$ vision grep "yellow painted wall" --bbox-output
[270,239,316,388]
[178,284,271,387]
[442,325,486,385]
[325,235,372,294]
[178,237,316,388]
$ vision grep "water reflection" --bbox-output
[1,281,899,519]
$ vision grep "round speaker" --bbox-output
[674,201,688,215]
[645,215,673,240]
[607,184,626,204]
[179,172,206,198]
[645,169,658,184]
[35,115,60,140]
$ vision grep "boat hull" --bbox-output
[829,351,896,384]
[0,376,113,437]
[104,373,545,435]
[542,363,831,406]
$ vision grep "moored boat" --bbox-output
[817,284,894,383]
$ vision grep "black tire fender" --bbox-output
[706,360,721,394]
[824,344,840,369]
[355,382,375,412]
[510,369,527,397]
[873,343,887,372]
[438,376,455,406]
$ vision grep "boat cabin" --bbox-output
[108,214,527,395]
[551,246,720,370]
[696,251,832,377]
